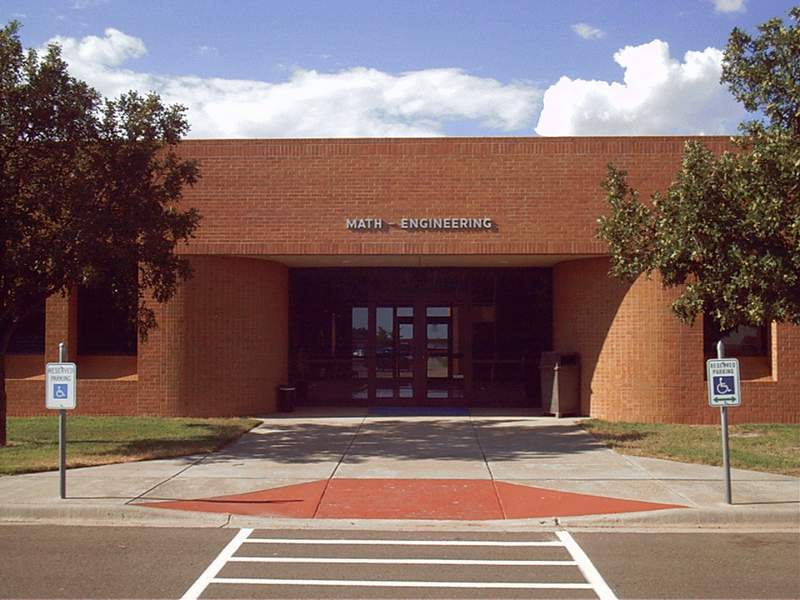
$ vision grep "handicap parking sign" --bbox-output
[713,376,735,396]
[706,359,741,407]
[45,363,77,409]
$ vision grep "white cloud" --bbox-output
[571,23,606,40]
[46,29,541,138]
[49,28,146,67]
[196,45,218,57]
[535,39,745,136]
[72,0,110,9]
[712,0,745,13]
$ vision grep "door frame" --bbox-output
[367,292,468,405]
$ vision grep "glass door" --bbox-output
[350,303,465,404]
[425,306,464,402]
[373,305,415,403]
[351,307,369,401]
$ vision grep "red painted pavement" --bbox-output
[139,479,685,520]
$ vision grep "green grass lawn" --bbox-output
[0,416,261,475]
[580,420,800,476]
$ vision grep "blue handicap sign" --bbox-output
[706,358,741,407]
[53,383,68,399]
[713,376,735,396]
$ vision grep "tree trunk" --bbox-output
[0,351,6,446]
[0,325,14,447]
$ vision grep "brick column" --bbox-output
[45,289,78,362]
[137,256,288,416]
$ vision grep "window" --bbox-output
[77,286,137,355]
[704,318,769,357]
[7,301,45,354]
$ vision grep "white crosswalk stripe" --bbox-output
[182,529,618,599]
[229,557,578,566]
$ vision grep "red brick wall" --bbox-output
[7,380,139,417]
[6,137,798,423]
[8,257,288,418]
[554,258,800,423]
[175,137,731,258]
[137,256,288,417]
[44,291,77,362]
[7,292,139,416]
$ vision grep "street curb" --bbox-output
[555,506,800,528]
[1,503,797,530]
[0,503,230,528]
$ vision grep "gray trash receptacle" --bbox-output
[277,385,296,413]
[539,352,580,417]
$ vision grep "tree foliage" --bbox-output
[0,22,201,445]
[723,6,800,136]
[597,7,800,331]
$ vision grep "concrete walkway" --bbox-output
[0,411,797,528]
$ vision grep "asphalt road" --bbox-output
[0,525,797,599]
[574,531,800,600]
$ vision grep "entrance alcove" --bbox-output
[289,266,552,408]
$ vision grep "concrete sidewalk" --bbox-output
[0,411,797,529]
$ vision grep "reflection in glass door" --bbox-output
[426,306,463,401]
[397,308,414,399]
[374,306,415,402]
[350,303,464,404]
[351,307,369,400]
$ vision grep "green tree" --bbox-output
[597,7,800,334]
[0,22,201,445]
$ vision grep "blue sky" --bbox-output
[1,0,796,137]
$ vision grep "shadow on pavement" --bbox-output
[192,420,606,465]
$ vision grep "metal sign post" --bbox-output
[718,341,732,505]
[58,343,66,500]
[46,342,77,499]
[706,341,741,505]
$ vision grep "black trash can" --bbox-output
[277,385,296,413]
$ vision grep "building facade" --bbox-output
[6,137,799,423]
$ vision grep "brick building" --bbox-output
[6,137,799,423]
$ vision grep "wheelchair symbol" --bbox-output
[714,377,734,395]
[54,384,68,399]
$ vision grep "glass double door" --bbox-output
[354,302,463,404]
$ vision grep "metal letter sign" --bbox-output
[46,362,77,410]
[706,358,741,407]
